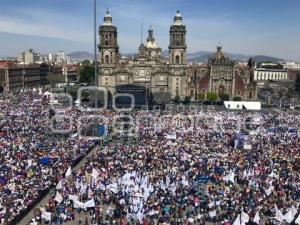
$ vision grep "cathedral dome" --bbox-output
[144,40,159,49]
[144,26,160,49]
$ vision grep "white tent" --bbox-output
[224,101,261,110]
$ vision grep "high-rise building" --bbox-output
[17,49,38,65]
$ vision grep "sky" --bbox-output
[0,0,300,61]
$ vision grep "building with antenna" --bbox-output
[98,10,187,104]
[97,10,257,103]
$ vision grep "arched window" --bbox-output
[105,55,109,64]
[249,91,253,99]
[175,55,180,64]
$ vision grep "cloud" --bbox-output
[0,0,299,61]
[0,7,93,43]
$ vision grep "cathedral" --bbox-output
[98,10,257,104]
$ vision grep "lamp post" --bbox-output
[94,0,98,86]
[93,0,98,109]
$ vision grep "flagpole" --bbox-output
[94,0,98,87]
[93,0,98,112]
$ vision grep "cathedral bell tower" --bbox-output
[98,10,119,92]
[169,11,187,64]
[98,10,119,65]
[168,11,187,98]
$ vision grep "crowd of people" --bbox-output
[1,91,300,225]
[0,91,96,225]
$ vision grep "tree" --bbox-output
[79,60,94,84]
[206,92,218,101]
[47,72,65,88]
[295,75,300,95]
[219,94,230,101]
[184,96,191,104]
[233,96,242,101]
[174,95,181,104]
[198,92,206,101]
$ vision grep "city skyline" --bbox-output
[0,0,300,61]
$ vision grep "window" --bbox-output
[105,55,109,64]
[249,91,253,99]
[175,55,180,64]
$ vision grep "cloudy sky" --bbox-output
[0,0,300,61]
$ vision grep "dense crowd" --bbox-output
[1,91,300,225]
[0,91,96,225]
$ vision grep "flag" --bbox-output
[40,208,51,221]
[84,198,96,208]
[65,166,72,177]
[74,200,84,209]
[209,210,216,218]
[275,206,285,222]
[54,191,63,203]
[265,185,274,196]
[208,202,215,208]
[232,215,242,225]
[291,206,298,218]
[295,213,300,225]
[166,134,176,140]
[284,207,297,223]
[56,180,63,190]
[253,211,260,224]
[241,211,249,223]
[92,168,100,179]
[223,170,235,183]
[232,212,249,225]
[68,195,78,202]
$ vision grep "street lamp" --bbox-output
[94,0,98,87]
[93,0,98,109]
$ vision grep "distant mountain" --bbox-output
[251,55,284,63]
[68,50,285,63]
[68,51,94,60]
[163,50,283,63]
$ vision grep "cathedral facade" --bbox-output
[98,10,257,103]
[98,11,187,103]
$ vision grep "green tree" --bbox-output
[198,92,206,100]
[174,95,181,104]
[219,94,230,101]
[295,75,300,95]
[184,96,191,104]
[206,92,218,101]
[79,60,94,84]
[233,96,242,101]
[47,72,65,88]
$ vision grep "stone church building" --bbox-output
[98,10,257,103]
[188,47,257,100]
